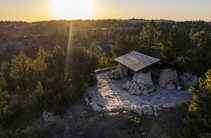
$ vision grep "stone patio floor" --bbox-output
[88,72,193,112]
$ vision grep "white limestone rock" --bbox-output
[142,89,149,95]
[178,73,198,88]
[159,68,178,88]
[85,97,89,104]
[131,105,143,116]
[121,84,126,89]
[133,83,139,90]
[90,102,103,112]
[135,90,142,96]
[130,89,136,95]
[42,111,60,125]
[134,72,153,86]
[148,86,155,93]
[108,70,121,80]
[125,81,133,90]
[154,111,159,117]
[80,111,88,117]
[128,87,133,93]
[166,83,176,90]
[177,85,183,90]
[142,105,153,116]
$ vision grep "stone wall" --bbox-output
[159,68,179,90]
[116,63,128,78]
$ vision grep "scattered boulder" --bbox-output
[178,73,198,88]
[108,70,121,80]
[90,102,103,112]
[131,105,143,116]
[97,46,103,52]
[135,90,142,96]
[148,86,155,93]
[130,90,136,95]
[154,111,159,117]
[177,85,183,90]
[142,105,153,116]
[80,111,88,117]
[85,97,89,104]
[122,74,155,96]
[121,84,126,89]
[133,83,139,90]
[42,111,60,125]
[142,90,149,95]
[166,83,176,90]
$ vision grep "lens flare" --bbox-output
[52,0,94,20]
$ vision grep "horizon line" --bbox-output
[0,18,210,23]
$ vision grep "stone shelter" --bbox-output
[112,51,181,95]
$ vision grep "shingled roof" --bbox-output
[115,51,160,72]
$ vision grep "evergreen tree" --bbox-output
[177,31,211,75]
[88,42,102,59]
[161,27,191,61]
[182,69,211,137]
[68,47,98,98]
[111,35,139,58]
[140,20,161,56]
[9,51,33,93]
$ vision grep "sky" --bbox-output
[0,0,210,21]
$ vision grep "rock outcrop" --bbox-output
[90,102,103,112]
[178,72,198,89]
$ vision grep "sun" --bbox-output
[51,0,94,20]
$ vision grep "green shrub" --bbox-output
[0,127,15,138]
[88,74,97,87]
[126,116,141,132]
[182,69,211,137]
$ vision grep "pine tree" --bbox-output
[182,69,211,137]
[140,20,161,56]
[9,51,33,92]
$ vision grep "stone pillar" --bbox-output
[116,63,128,78]
[133,71,153,86]
[159,68,178,88]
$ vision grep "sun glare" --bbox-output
[52,0,94,20]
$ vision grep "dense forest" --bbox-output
[0,19,210,137]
